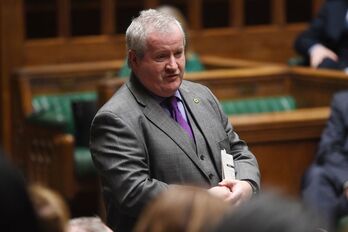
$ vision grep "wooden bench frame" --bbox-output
[12,61,124,199]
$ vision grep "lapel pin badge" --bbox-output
[193,98,200,103]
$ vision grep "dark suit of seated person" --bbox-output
[90,9,260,232]
[302,91,348,230]
[118,5,205,78]
[294,0,348,72]
[211,191,325,232]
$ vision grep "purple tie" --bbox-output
[167,96,194,139]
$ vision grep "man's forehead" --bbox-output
[146,27,184,46]
[147,22,180,34]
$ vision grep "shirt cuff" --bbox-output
[243,180,259,196]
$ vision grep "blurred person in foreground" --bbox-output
[294,0,348,72]
[29,184,70,232]
[0,148,40,231]
[133,186,231,232]
[211,191,326,232]
[90,8,260,232]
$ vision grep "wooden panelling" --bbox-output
[57,0,71,37]
[22,24,307,66]
[191,24,306,63]
[290,67,348,107]
[0,0,25,156]
[230,107,329,195]
[101,0,115,35]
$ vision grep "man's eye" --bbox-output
[174,52,183,58]
[156,55,167,61]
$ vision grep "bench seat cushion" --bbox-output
[30,92,97,179]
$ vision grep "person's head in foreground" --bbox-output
[29,184,70,232]
[133,185,231,232]
[211,191,327,232]
[69,216,112,232]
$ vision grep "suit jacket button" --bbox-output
[208,173,214,179]
[200,155,204,160]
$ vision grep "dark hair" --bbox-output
[211,191,325,232]
[0,148,41,231]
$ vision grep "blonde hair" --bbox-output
[133,186,230,232]
[29,184,70,232]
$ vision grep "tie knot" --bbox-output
[165,96,178,109]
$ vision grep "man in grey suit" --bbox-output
[90,9,260,232]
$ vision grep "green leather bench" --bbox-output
[29,92,97,179]
[220,96,297,115]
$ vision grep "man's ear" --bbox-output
[128,50,137,68]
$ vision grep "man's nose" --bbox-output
[166,55,178,70]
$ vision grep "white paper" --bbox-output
[221,149,235,180]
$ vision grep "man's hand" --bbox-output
[208,185,232,200]
[208,180,253,208]
[309,44,338,68]
[219,179,253,207]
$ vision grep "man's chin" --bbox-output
[165,75,181,83]
[161,86,181,97]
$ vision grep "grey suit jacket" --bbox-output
[90,75,260,232]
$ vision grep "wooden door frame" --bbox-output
[0,0,25,158]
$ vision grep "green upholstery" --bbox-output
[74,147,97,178]
[220,96,296,115]
[288,56,307,67]
[31,92,97,134]
[30,92,97,179]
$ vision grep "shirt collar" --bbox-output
[153,90,182,104]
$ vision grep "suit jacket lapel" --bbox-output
[180,82,222,176]
[127,76,207,175]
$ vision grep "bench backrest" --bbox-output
[32,92,97,134]
[221,95,296,115]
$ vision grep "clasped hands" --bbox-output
[208,179,253,208]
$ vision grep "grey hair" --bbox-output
[125,9,186,60]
